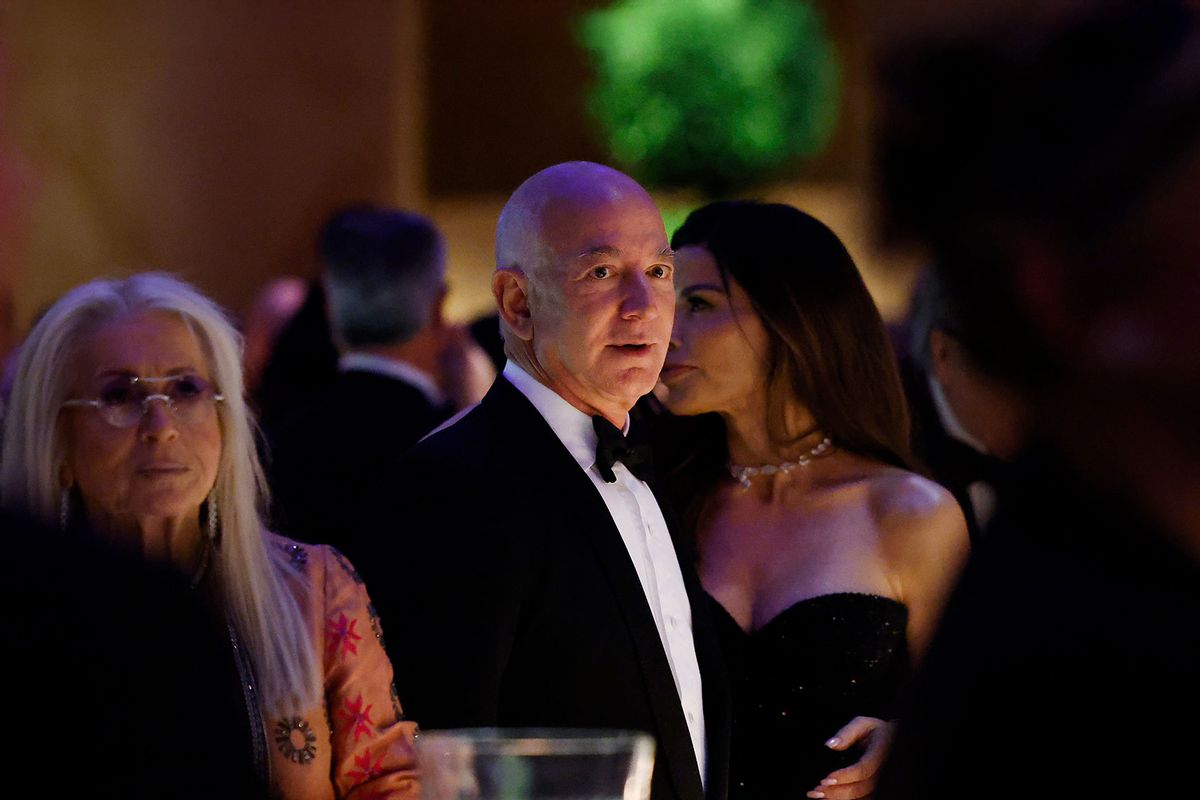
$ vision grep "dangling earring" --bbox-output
[207,490,219,545]
[191,491,219,589]
[59,487,70,531]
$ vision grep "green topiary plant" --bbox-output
[579,0,840,195]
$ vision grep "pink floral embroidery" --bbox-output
[347,747,384,784]
[339,692,376,743]
[325,612,362,660]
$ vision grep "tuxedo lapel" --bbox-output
[569,491,707,800]
[480,379,708,800]
[651,479,730,800]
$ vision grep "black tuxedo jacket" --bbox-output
[265,368,449,546]
[351,377,730,800]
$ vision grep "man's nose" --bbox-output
[620,272,656,319]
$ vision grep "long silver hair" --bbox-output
[0,272,319,713]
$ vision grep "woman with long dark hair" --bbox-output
[658,201,968,800]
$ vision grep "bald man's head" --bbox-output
[495,161,655,279]
[490,161,674,425]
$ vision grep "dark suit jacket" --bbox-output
[253,280,339,433]
[266,368,448,546]
[349,377,730,800]
[876,447,1200,798]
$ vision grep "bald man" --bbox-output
[349,163,729,800]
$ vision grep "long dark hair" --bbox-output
[659,201,914,530]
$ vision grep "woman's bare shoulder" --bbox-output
[864,467,966,541]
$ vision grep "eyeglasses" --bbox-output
[61,374,225,429]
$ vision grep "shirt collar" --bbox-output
[502,360,630,472]
[927,373,989,455]
[339,352,445,407]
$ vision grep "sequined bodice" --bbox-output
[711,592,909,799]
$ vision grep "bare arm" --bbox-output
[882,477,971,662]
[808,476,970,799]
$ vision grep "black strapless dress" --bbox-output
[710,592,909,799]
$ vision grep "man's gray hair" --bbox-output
[320,207,445,349]
[907,266,985,373]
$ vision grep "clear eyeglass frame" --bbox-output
[60,374,225,429]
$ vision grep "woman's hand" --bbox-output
[806,716,895,799]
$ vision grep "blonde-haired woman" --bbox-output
[1,273,418,799]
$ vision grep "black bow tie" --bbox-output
[592,416,655,484]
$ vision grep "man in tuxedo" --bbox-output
[266,207,458,544]
[355,162,728,800]
[900,268,1029,541]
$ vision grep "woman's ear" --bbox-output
[493,268,534,342]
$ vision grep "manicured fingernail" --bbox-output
[807,793,825,799]
[825,737,841,748]
[821,778,838,786]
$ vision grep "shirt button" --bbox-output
[668,615,678,628]
[687,712,696,723]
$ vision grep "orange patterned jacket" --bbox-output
[252,535,419,800]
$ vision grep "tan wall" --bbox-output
[424,0,916,326]
[2,0,935,349]
[2,0,426,332]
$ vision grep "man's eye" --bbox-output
[590,266,612,279]
[648,265,672,279]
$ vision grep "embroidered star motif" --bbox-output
[339,692,376,743]
[348,748,384,784]
[325,612,362,660]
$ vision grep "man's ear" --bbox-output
[493,268,533,342]
[928,327,954,384]
[430,282,449,331]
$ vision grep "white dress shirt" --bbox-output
[503,361,708,785]
[929,374,998,525]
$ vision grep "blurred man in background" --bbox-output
[874,2,1200,796]
[266,206,493,544]
[900,267,1029,540]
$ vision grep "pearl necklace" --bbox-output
[728,436,834,489]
